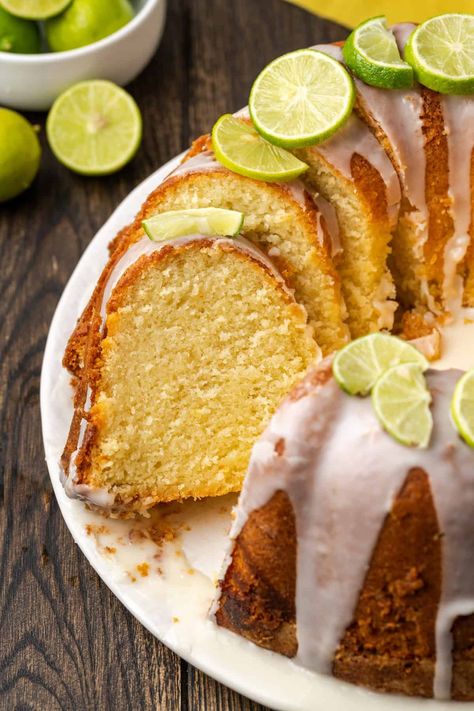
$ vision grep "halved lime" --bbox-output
[333,333,429,396]
[405,14,474,95]
[248,49,355,148]
[143,208,245,241]
[0,5,40,53]
[343,16,414,90]
[450,369,474,447]
[46,80,142,176]
[0,0,71,20]
[211,114,308,182]
[372,363,433,448]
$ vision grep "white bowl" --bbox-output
[0,0,166,111]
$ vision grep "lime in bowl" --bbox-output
[0,0,166,111]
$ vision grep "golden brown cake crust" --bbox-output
[217,462,474,700]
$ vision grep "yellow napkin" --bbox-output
[288,0,472,27]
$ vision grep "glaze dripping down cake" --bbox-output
[215,361,474,701]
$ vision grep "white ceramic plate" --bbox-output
[40,155,463,711]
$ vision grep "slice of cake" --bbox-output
[215,360,474,701]
[64,137,348,379]
[61,235,319,516]
[295,110,401,337]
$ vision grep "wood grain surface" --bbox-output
[0,1,347,708]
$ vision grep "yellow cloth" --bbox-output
[288,0,472,27]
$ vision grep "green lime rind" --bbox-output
[46,80,142,176]
[0,107,41,202]
[0,5,40,53]
[343,16,414,90]
[333,333,429,396]
[0,0,72,20]
[405,13,474,95]
[450,369,474,447]
[372,363,433,448]
[143,208,245,242]
[211,114,308,182]
[45,0,134,52]
[249,48,355,149]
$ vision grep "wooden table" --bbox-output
[0,1,347,708]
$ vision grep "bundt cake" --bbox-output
[215,360,474,701]
[61,235,318,515]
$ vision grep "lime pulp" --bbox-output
[0,0,72,20]
[46,80,142,176]
[143,208,245,242]
[450,369,474,447]
[211,114,308,182]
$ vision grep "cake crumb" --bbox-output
[137,562,150,577]
[173,617,180,623]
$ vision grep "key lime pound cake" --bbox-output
[215,353,474,701]
[61,236,318,515]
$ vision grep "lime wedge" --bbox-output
[372,363,433,448]
[143,208,244,241]
[333,333,428,396]
[248,48,355,148]
[0,0,71,19]
[450,369,474,447]
[343,16,414,90]
[405,13,474,95]
[211,114,308,182]
[46,80,142,176]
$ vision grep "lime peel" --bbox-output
[143,208,245,242]
[249,48,355,148]
[343,16,414,90]
[211,114,308,182]
[372,363,433,448]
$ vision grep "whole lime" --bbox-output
[0,108,41,202]
[45,0,134,52]
[0,6,40,53]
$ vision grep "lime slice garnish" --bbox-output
[372,363,433,448]
[211,114,308,182]
[333,333,429,396]
[248,48,355,148]
[405,13,474,95]
[0,107,41,202]
[0,5,40,53]
[0,0,71,19]
[450,369,474,447]
[46,80,142,176]
[143,208,244,241]
[343,16,414,90]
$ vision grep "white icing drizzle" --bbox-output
[228,367,474,699]
[313,194,341,257]
[164,150,224,180]
[312,45,401,228]
[441,95,474,313]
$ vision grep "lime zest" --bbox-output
[372,363,433,448]
[211,114,308,182]
[46,80,142,176]
[343,16,414,90]
[333,333,429,396]
[249,48,355,148]
[143,208,245,242]
[450,369,474,447]
[405,13,474,95]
